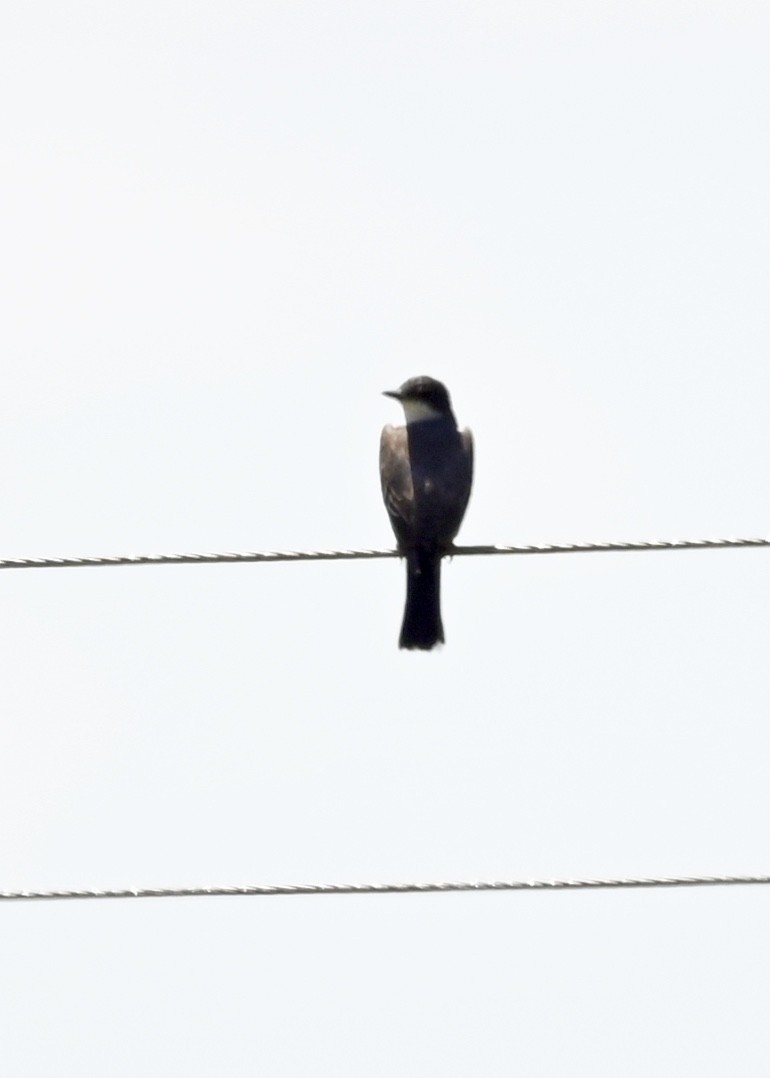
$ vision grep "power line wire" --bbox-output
[1,535,769,572]
[2,873,769,903]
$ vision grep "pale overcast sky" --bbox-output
[2,2,770,1073]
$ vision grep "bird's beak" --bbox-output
[383,389,402,400]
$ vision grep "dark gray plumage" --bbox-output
[380,376,473,650]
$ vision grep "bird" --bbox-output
[380,376,473,650]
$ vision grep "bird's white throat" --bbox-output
[402,399,444,423]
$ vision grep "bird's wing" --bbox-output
[460,427,474,514]
[379,424,415,547]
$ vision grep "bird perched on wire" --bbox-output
[380,376,473,650]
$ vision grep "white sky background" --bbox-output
[2,1,770,1072]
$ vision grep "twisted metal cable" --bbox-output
[2,873,769,903]
[0,547,393,571]
[1,535,769,572]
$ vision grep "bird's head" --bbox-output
[383,376,454,423]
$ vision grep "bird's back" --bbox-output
[380,420,473,551]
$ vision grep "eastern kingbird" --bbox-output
[380,376,473,650]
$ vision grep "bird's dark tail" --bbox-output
[400,547,444,650]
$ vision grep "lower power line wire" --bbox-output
[2,873,769,903]
[1,535,769,572]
